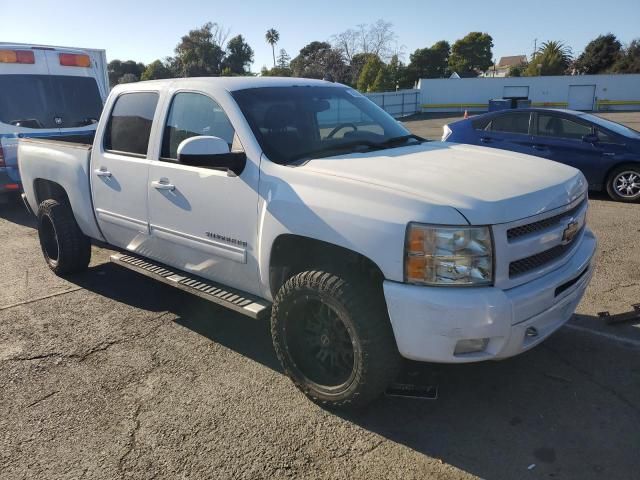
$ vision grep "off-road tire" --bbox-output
[606,165,640,203]
[271,270,401,408]
[37,199,91,275]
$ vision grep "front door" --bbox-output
[91,91,159,249]
[146,91,260,294]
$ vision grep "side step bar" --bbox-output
[110,253,271,319]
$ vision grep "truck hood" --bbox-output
[302,142,587,225]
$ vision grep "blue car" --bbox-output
[442,108,640,202]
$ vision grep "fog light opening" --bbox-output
[526,327,539,338]
[454,338,489,355]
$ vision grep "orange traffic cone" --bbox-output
[463,109,469,119]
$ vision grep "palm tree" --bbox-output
[265,28,280,68]
[527,40,573,75]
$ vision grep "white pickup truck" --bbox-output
[19,77,596,407]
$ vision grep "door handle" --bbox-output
[152,179,175,191]
[95,168,112,177]
[532,144,547,151]
[480,137,492,144]
[602,152,616,157]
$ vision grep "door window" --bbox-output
[161,92,235,160]
[596,129,620,144]
[488,112,531,134]
[103,92,159,156]
[537,114,592,140]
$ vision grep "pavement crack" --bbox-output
[117,403,143,476]
[3,312,170,364]
[0,287,84,312]
[26,390,59,408]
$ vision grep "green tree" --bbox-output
[141,60,173,80]
[290,41,348,82]
[348,52,379,87]
[371,65,394,92]
[276,49,290,69]
[405,40,450,85]
[612,39,640,73]
[224,34,254,74]
[118,73,139,84]
[170,22,227,77]
[387,54,405,89]
[261,65,292,77]
[448,32,493,75]
[525,40,572,76]
[265,28,280,68]
[357,56,383,91]
[108,59,146,86]
[507,65,523,77]
[575,34,622,74]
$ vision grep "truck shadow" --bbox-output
[67,262,639,480]
[0,198,36,228]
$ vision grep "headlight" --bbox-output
[442,125,452,141]
[405,224,493,286]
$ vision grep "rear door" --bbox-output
[531,112,602,184]
[475,111,534,154]
[91,91,159,249]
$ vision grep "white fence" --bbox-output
[364,89,420,117]
[417,74,640,113]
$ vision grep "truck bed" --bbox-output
[18,136,104,241]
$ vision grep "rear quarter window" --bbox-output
[103,92,159,156]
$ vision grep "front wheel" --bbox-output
[37,199,91,275]
[271,270,401,408]
[606,165,640,202]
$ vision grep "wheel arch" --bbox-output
[268,234,386,298]
[33,178,70,206]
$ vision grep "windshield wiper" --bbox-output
[376,134,427,148]
[288,135,427,164]
[288,139,380,163]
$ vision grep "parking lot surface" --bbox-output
[1,113,639,480]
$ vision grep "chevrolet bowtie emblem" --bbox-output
[562,220,580,244]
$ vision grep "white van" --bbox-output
[0,43,108,202]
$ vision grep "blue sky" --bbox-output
[2,0,639,71]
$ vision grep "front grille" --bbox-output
[509,228,584,277]
[507,199,586,241]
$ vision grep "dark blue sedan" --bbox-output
[442,109,640,202]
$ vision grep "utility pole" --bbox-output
[533,38,537,60]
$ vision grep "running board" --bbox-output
[110,253,271,319]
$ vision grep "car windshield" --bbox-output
[232,86,415,164]
[0,74,103,130]
[579,113,640,139]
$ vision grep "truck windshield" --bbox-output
[0,74,103,130]
[232,86,413,164]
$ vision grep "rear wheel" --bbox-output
[271,270,401,408]
[37,199,91,275]
[606,165,640,202]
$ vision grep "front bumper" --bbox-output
[383,228,596,363]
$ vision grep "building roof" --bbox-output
[497,55,527,68]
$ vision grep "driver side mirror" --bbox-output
[582,133,599,144]
[177,136,246,175]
